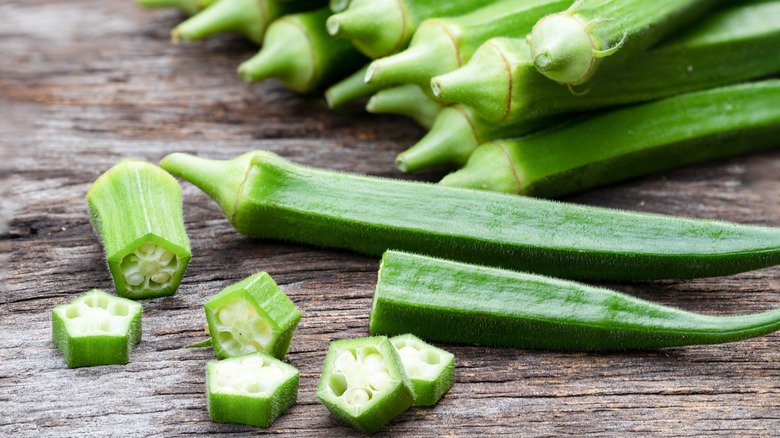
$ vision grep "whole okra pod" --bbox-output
[160,150,780,281]
[365,85,442,130]
[238,8,366,93]
[433,0,780,123]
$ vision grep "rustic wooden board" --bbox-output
[2,1,779,436]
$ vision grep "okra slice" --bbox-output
[205,272,301,360]
[87,159,191,300]
[52,290,142,368]
[207,351,299,427]
[316,337,414,434]
[390,334,454,406]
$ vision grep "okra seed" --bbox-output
[335,351,357,372]
[150,272,170,284]
[218,307,234,325]
[126,273,144,286]
[159,251,175,265]
[362,353,384,368]
[241,355,264,368]
[139,242,157,254]
[345,388,371,406]
[368,370,389,391]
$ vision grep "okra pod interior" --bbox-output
[391,334,454,406]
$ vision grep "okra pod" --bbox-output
[87,159,191,300]
[238,8,366,93]
[442,80,780,197]
[172,0,322,44]
[160,150,780,281]
[329,0,348,12]
[325,64,385,109]
[433,0,780,123]
[365,0,571,91]
[390,334,454,406]
[526,0,717,86]
[52,290,142,368]
[365,84,442,130]
[371,251,780,351]
[136,0,216,16]
[326,0,500,59]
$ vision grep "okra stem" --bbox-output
[365,84,442,129]
[161,151,780,281]
[325,65,385,109]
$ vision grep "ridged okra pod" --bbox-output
[160,150,780,281]
[172,0,323,44]
[433,0,780,123]
[526,0,718,86]
[370,251,780,351]
[442,80,780,197]
[365,0,571,91]
[326,0,501,59]
[390,334,454,406]
[88,159,191,300]
[136,0,216,16]
[365,84,442,130]
[238,8,366,93]
[325,65,385,109]
[316,336,414,434]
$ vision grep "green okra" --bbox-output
[238,8,367,93]
[526,0,717,86]
[205,272,301,359]
[441,80,780,197]
[52,290,142,368]
[87,159,191,300]
[172,0,323,44]
[364,0,571,91]
[316,336,415,434]
[396,104,566,173]
[432,0,780,123]
[326,0,501,59]
[325,65,385,109]
[365,84,443,130]
[329,0,349,12]
[207,351,299,427]
[160,150,780,281]
[136,0,216,16]
[390,334,454,406]
[370,251,780,351]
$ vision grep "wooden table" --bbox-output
[2,1,779,436]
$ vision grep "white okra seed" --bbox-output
[345,388,371,406]
[335,351,357,372]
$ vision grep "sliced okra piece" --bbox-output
[205,272,301,360]
[316,336,415,434]
[390,334,454,406]
[207,351,299,427]
[88,159,191,300]
[52,290,142,368]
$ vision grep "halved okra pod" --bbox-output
[205,272,301,359]
[207,351,299,427]
[325,65,385,109]
[316,336,415,434]
[326,0,499,59]
[87,159,191,300]
[136,0,216,16]
[365,84,442,130]
[441,80,780,197]
[52,290,142,368]
[391,334,454,406]
[370,251,780,351]
[433,0,780,123]
[238,8,366,93]
[160,150,780,281]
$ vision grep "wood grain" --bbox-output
[1,0,779,436]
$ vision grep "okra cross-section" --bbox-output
[207,351,299,427]
[316,337,415,434]
[205,272,301,360]
[52,289,142,368]
[391,334,454,406]
[87,159,191,300]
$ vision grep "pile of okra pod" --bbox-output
[51,0,780,433]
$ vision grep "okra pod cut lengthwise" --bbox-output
[160,151,780,281]
[370,251,780,351]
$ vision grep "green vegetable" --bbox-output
[205,272,301,359]
[136,0,216,16]
[207,351,299,427]
[172,0,322,44]
[371,250,780,350]
[87,159,191,300]
[326,0,499,59]
[442,80,780,197]
[390,334,454,406]
[238,8,366,93]
[329,0,349,12]
[325,65,385,109]
[432,0,780,123]
[527,0,716,86]
[316,336,414,434]
[160,150,780,281]
[365,0,570,91]
[396,104,565,173]
[365,84,442,129]
[186,338,213,348]
[52,290,142,368]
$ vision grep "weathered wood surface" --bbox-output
[2,1,780,436]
